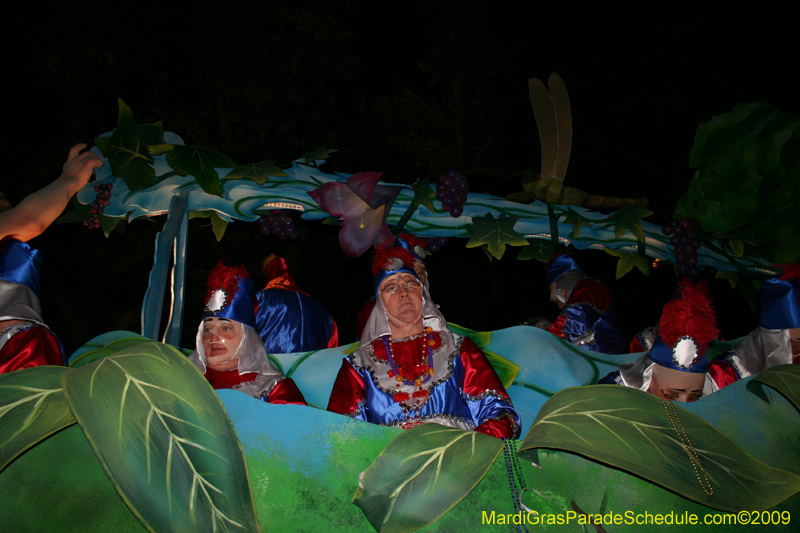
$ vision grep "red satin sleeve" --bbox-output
[459,336,511,400]
[475,417,516,439]
[548,315,568,339]
[326,359,366,416]
[707,360,739,390]
[268,377,308,406]
[326,318,339,349]
[0,326,63,374]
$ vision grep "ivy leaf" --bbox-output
[518,385,800,512]
[604,247,650,278]
[302,145,338,164]
[62,342,263,533]
[162,145,237,198]
[353,424,504,533]
[100,215,121,237]
[747,364,800,412]
[94,99,164,192]
[715,270,740,289]
[729,236,745,257]
[223,161,288,185]
[189,211,229,241]
[603,205,653,241]
[0,367,75,471]
[465,213,529,260]
[411,177,437,212]
[321,217,342,226]
[562,208,593,238]
[517,239,555,262]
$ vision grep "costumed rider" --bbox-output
[189,261,307,405]
[0,143,103,373]
[707,265,799,387]
[599,279,720,402]
[255,254,338,353]
[0,241,64,373]
[524,252,624,354]
[327,236,520,439]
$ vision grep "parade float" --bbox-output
[1,77,798,532]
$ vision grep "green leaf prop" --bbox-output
[62,342,262,533]
[676,101,800,264]
[747,364,800,412]
[188,211,230,241]
[518,385,800,512]
[0,367,75,471]
[353,423,504,533]
[163,145,238,198]
[411,178,436,213]
[100,214,121,237]
[562,208,593,238]
[223,161,288,185]
[445,323,491,349]
[603,205,653,241]
[94,99,164,192]
[57,196,92,225]
[604,247,650,278]
[69,331,168,368]
[302,145,338,163]
[465,213,529,260]
[516,239,555,262]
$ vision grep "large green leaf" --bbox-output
[190,211,229,241]
[518,385,800,512]
[94,99,164,191]
[0,367,75,471]
[465,213,529,260]
[353,423,504,533]
[165,145,238,197]
[62,342,262,533]
[68,332,159,368]
[223,161,288,185]
[747,364,800,412]
[445,323,491,348]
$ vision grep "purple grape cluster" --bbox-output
[662,218,701,278]
[257,210,299,239]
[83,183,113,230]
[436,169,470,218]
[427,237,449,254]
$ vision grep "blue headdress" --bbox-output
[202,262,256,329]
[371,234,427,296]
[759,266,800,330]
[545,252,583,285]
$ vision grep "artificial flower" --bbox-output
[308,171,401,257]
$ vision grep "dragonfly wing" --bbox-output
[548,73,572,182]
[528,77,558,179]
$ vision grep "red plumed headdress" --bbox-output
[658,278,719,357]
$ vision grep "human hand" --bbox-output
[60,143,104,191]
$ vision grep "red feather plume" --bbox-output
[204,261,250,307]
[658,278,719,356]
[399,233,428,251]
[774,263,800,282]
[371,247,417,275]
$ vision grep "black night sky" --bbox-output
[6,2,798,354]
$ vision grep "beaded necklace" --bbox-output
[382,327,435,425]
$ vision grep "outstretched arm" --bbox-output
[0,144,103,242]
